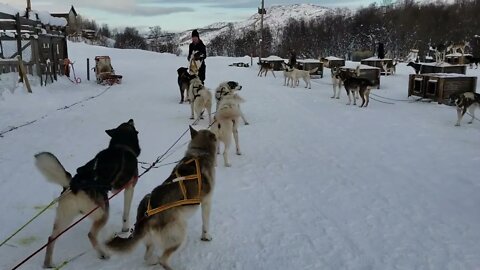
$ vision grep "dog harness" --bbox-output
[145,158,202,217]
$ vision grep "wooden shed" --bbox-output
[418,62,467,75]
[340,63,381,89]
[408,73,477,104]
[260,56,286,71]
[445,53,472,65]
[321,56,345,69]
[297,59,323,78]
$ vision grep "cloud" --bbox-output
[1,0,194,16]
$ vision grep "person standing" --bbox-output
[288,48,297,68]
[187,29,207,83]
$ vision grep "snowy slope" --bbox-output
[177,4,330,54]
[0,42,480,270]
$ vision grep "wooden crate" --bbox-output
[297,59,323,78]
[260,57,286,71]
[321,57,345,69]
[445,54,472,65]
[419,63,466,75]
[408,74,426,97]
[407,73,477,104]
[340,64,381,89]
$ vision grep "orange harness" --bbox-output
[145,158,202,217]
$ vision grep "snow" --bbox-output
[1,42,480,270]
[0,3,20,15]
[446,53,473,57]
[342,63,381,69]
[31,10,67,27]
[363,56,393,61]
[261,55,285,61]
[298,59,321,63]
[324,56,345,61]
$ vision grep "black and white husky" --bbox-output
[35,119,141,268]
[450,92,480,126]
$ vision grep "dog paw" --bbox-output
[190,116,194,120]
[330,96,335,99]
[455,123,460,126]
[98,251,110,260]
[468,121,473,124]
[224,163,232,167]
[244,122,249,125]
[43,262,55,269]
[236,151,242,155]
[336,97,340,99]
[201,233,212,241]
[145,255,160,265]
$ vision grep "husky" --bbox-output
[257,62,276,77]
[215,81,249,125]
[449,92,480,126]
[188,77,212,125]
[189,50,203,76]
[35,119,141,268]
[407,61,422,74]
[210,93,244,167]
[177,67,196,104]
[465,55,480,69]
[281,63,297,87]
[331,67,342,99]
[381,60,397,75]
[447,41,470,55]
[105,127,216,270]
[290,67,318,89]
[339,67,375,107]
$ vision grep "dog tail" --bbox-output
[106,195,149,252]
[309,67,319,74]
[34,152,71,188]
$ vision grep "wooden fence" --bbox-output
[0,11,68,85]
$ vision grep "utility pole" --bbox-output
[26,0,31,13]
[258,0,265,64]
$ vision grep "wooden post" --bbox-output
[87,58,90,81]
[15,13,23,82]
[258,0,265,65]
[17,56,32,93]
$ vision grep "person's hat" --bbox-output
[192,29,199,38]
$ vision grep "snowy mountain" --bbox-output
[175,4,330,55]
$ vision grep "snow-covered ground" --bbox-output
[0,42,479,270]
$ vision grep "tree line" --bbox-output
[208,0,480,61]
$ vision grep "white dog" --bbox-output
[290,67,318,89]
[215,81,249,125]
[281,63,297,87]
[210,93,244,167]
[188,77,212,125]
[330,67,342,99]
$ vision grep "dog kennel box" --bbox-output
[260,56,287,71]
[408,73,477,104]
[361,57,393,76]
[340,64,381,89]
[408,74,427,97]
[322,56,345,69]
[445,53,472,65]
[419,62,467,75]
[297,59,323,78]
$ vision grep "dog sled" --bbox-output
[94,56,123,85]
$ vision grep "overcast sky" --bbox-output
[2,0,376,32]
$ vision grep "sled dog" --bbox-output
[290,67,318,89]
[215,81,249,125]
[177,67,196,104]
[188,77,212,125]
[105,127,216,270]
[257,62,276,77]
[211,93,244,167]
[449,92,480,126]
[35,119,141,268]
[339,67,375,107]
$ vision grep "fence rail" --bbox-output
[0,11,68,85]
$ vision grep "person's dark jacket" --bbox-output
[187,39,207,82]
[188,39,207,62]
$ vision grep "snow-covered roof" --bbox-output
[341,62,381,70]
[261,56,286,61]
[420,62,455,67]
[297,59,321,63]
[324,56,344,61]
[422,73,473,78]
[445,53,473,57]
[362,56,393,61]
[0,4,67,27]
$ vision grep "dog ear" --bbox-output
[189,125,198,139]
[105,129,116,137]
[127,119,135,127]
